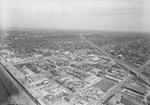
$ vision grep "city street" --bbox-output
[79,34,150,104]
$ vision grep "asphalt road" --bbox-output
[79,35,150,104]
[79,35,150,84]
[100,75,133,104]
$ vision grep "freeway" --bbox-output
[79,35,150,104]
[79,35,150,85]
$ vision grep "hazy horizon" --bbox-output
[1,0,150,32]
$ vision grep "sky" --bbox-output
[1,0,150,32]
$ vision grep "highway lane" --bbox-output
[79,35,150,85]
[114,59,150,86]
[79,35,150,104]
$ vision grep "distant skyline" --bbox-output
[1,0,150,32]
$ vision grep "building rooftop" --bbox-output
[28,74,48,86]
[120,94,143,105]
[124,83,147,95]
[84,75,99,83]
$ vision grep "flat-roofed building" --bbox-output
[28,74,48,86]
[124,83,147,96]
[120,94,143,105]
[105,75,120,83]
[84,75,100,84]
[10,57,24,64]
[22,67,35,76]
[91,68,100,75]
[108,93,122,105]
[121,89,144,101]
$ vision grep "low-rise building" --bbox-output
[120,94,143,105]
[124,83,147,96]
[28,74,48,86]
[84,75,100,84]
